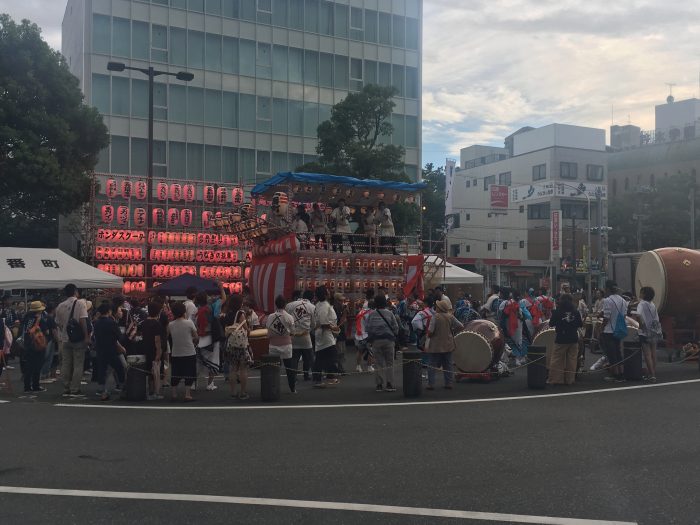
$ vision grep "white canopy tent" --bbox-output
[425,255,484,285]
[0,248,123,290]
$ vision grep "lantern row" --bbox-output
[296,278,403,296]
[96,229,244,248]
[296,255,406,276]
[104,179,246,206]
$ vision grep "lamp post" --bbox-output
[556,181,592,304]
[106,62,194,283]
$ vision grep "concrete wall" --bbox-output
[513,124,606,156]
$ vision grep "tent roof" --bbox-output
[0,247,123,290]
[151,273,220,296]
[425,256,484,285]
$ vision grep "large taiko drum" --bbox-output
[248,328,269,361]
[532,321,556,369]
[453,319,505,373]
[635,247,700,317]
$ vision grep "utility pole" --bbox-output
[691,177,696,249]
[571,214,576,284]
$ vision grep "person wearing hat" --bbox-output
[21,301,52,393]
[425,299,463,390]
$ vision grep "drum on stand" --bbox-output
[532,325,556,370]
[453,320,505,373]
[248,328,269,361]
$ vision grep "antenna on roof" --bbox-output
[666,82,676,104]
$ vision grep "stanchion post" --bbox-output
[260,354,281,402]
[527,345,547,390]
[402,350,422,398]
[623,341,643,381]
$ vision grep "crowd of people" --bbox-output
[0,276,664,400]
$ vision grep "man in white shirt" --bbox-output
[376,201,397,254]
[286,290,316,380]
[330,199,355,253]
[54,284,90,395]
[183,286,198,322]
[311,286,339,388]
[600,280,629,382]
[267,296,297,393]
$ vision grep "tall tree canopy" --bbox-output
[0,14,108,247]
[297,84,407,182]
[420,163,446,244]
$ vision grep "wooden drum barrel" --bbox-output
[248,328,269,361]
[453,319,505,373]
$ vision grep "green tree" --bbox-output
[420,163,446,246]
[297,84,407,182]
[0,14,108,247]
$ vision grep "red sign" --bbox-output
[551,210,562,258]
[489,185,509,208]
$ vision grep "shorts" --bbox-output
[600,333,622,366]
[171,355,196,387]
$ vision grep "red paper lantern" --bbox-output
[105,179,118,198]
[216,187,227,205]
[180,208,193,227]
[232,187,244,205]
[121,180,132,199]
[135,181,147,200]
[202,211,212,228]
[183,184,195,202]
[123,282,131,294]
[117,206,129,226]
[170,183,182,202]
[156,182,168,201]
[152,208,165,227]
[101,205,114,224]
[203,185,215,203]
[133,207,146,227]
[167,208,179,226]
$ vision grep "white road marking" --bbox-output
[54,377,700,411]
[0,400,9,404]
[0,485,636,525]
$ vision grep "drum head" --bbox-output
[453,331,492,373]
[532,328,556,353]
[635,251,666,313]
[624,325,639,343]
[249,328,268,339]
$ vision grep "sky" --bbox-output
[2,0,700,169]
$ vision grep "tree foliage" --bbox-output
[0,14,109,247]
[420,163,446,243]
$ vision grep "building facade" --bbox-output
[61,0,422,185]
[446,124,608,292]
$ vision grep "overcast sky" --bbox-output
[2,0,700,169]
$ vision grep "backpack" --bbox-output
[27,317,47,352]
[66,299,85,343]
[226,310,248,351]
[611,298,628,340]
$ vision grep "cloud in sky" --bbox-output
[2,0,700,169]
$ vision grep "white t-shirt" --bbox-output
[378,208,395,235]
[286,299,315,349]
[184,300,198,322]
[635,300,660,338]
[602,294,628,335]
[55,297,89,343]
[331,206,352,233]
[167,318,198,357]
[266,309,295,359]
[313,300,337,351]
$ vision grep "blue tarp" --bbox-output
[251,172,426,201]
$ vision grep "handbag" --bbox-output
[227,310,248,350]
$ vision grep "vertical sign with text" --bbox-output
[551,210,562,259]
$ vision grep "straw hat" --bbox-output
[334,292,346,302]
[28,301,45,313]
[435,299,451,313]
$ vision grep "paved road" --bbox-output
[1,353,699,524]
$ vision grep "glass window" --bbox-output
[334,55,348,90]
[319,53,333,87]
[171,27,187,66]
[188,30,204,69]
[152,25,168,62]
[365,10,377,43]
[171,0,187,7]
[289,0,303,30]
[483,174,495,190]
[239,148,256,182]
[288,153,303,171]
[257,42,271,78]
[91,74,110,114]
[205,89,222,126]
[222,37,239,74]
[205,145,222,181]
[240,0,256,20]
[405,115,418,148]
[303,102,318,137]
[350,7,363,40]
[273,0,287,26]
[112,17,131,58]
[189,0,205,12]
[406,17,419,50]
[111,136,130,174]
[152,0,169,4]
[223,0,240,18]
[392,64,404,96]
[272,151,287,174]
[499,172,512,186]
[533,164,546,181]
[154,82,166,119]
[206,33,222,71]
[288,100,303,135]
[257,96,271,132]
[93,15,111,54]
[131,138,148,176]
[239,93,256,130]
[586,164,604,181]
[239,39,255,76]
[378,12,391,45]
[132,21,149,60]
[562,202,588,219]
[405,164,418,181]
[222,91,238,128]
[528,203,550,219]
[560,162,578,179]
[131,78,148,118]
[111,76,130,116]
[319,2,333,35]
[169,84,187,123]
[222,146,239,182]
[272,98,287,133]
[257,0,272,24]
[364,60,377,85]
[304,50,318,85]
[392,15,405,47]
[334,4,348,38]
[95,145,109,172]
[272,45,287,81]
[350,58,362,91]
[169,141,187,179]
[205,0,222,14]
[405,67,418,99]
[187,143,204,180]
[288,47,303,83]
[187,87,204,125]
[391,114,404,145]
[257,150,271,173]
[378,62,391,87]
[304,0,318,32]
[318,103,331,125]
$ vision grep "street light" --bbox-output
[106,61,194,281]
